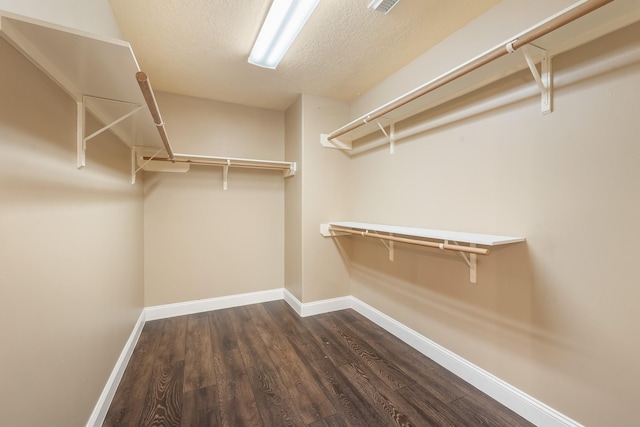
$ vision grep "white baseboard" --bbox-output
[92,289,582,427]
[86,310,146,427]
[349,298,583,427]
[283,289,352,317]
[144,288,284,321]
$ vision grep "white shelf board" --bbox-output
[328,0,640,145]
[328,222,525,247]
[0,10,162,150]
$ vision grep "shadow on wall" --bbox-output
[332,235,582,360]
[0,117,139,206]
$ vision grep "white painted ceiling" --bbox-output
[108,0,499,111]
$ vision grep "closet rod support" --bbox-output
[223,159,230,190]
[375,120,395,154]
[379,236,395,261]
[453,241,478,283]
[284,162,297,178]
[520,44,552,114]
[320,133,352,150]
[76,98,144,169]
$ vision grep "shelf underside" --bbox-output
[0,11,163,150]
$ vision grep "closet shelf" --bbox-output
[320,221,525,283]
[321,0,640,150]
[1,11,297,188]
[0,11,164,157]
[135,148,296,190]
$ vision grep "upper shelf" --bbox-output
[0,10,162,150]
[323,0,640,147]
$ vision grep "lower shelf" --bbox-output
[320,221,525,283]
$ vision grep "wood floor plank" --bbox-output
[264,303,383,426]
[209,308,239,352]
[229,305,306,426]
[139,360,184,426]
[252,303,337,424]
[303,314,355,367]
[156,315,188,365]
[396,384,469,427]
[315,315,415,391]
[293,321,392,426]
[339,361,435,427]
[103,319,164,426]
[339,310,475,404]
[307,414,349,427]
[213,348,263,427]
[106,302,536,427]
[181,385,221,427]
[209,309,263,426]
[183,312,216,392]
[448,392,535,427]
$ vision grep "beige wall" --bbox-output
[284,95,351,303]
[285,96,303,300]
[143,92,286,306]
[0,38,144,426]
[299,94,351,302]
[346,18,640,427]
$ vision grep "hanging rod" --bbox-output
[135,71,175,160]
[328,225,489,255]
[142,153,295,172]
[326,0,613,143]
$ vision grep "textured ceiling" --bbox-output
[108,0,499,111]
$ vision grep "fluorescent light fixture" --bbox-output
[368,0,401,15]
[248,0,320,69]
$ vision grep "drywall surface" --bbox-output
[0,0,122,38]
[299,94,352,302]
[0,38,143,426]
[143,92,285,306]
[284,96,303,300]
[346,20,640,426]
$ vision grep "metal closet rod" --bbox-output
[327,0,614,141]
[136,71,175,160]
[329,225,490,255]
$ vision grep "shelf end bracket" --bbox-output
[283,162,297,178]
[521,44,552,115]
[451,241,478,283]
[320,224,349,237]
[375,120,395,154]
[222,159,230,190]
[379,236,395,261]
[321,134,352,150]
[77,97,144,169]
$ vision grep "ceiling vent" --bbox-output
[368,0,401,15]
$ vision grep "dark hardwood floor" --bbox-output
[104,300,534,426]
